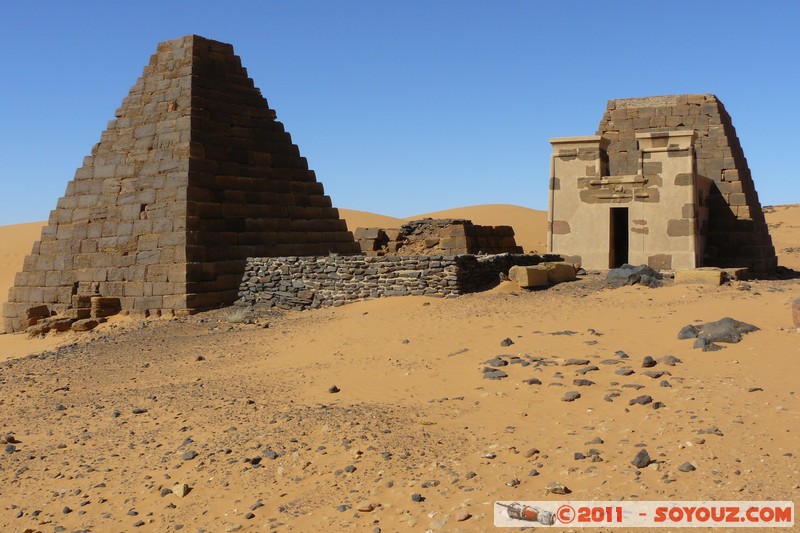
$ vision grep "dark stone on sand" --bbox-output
[564,358,590,366]
[629,395,653,406]
[483,370,508,380]
[606,264,663,288]
[562,391,581,402]
[631,448,651,468]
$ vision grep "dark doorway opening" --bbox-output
[610,207,629,268]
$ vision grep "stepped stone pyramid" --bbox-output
[597,94,776,271]
[3,35,360,332]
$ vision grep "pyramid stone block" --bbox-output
[3,35,360,332]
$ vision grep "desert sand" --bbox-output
[0,205,798,532]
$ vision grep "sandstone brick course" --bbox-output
[3,35,359,332]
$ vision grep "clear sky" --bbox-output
[1,1,798,225]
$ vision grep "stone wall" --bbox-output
[237,253,558,310]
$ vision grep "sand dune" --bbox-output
[765,204,800,270]
[337,209,405,233]
[0,205,798,531]
[0,221,45,301]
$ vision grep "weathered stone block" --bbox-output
[541,262,577,283]
[674,268,723,286]
[508,265,550,288]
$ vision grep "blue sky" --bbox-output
[1,1,798,225]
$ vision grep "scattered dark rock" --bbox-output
[643,370,667,379]
[660,380,672,388]
[523,377,542,385]
[615,350,629,359]
[678,462,696,472]
[629,395,653,406]
[573,379,595,387]
[562,391,581,402]
[564,358,590,366]
[328,385,340,393]
[182,450,198,461]
[700,426,724,437]
[485,356,508,367]
[606,264,663,288]
[500,338,514,347]
[132,408,148,414]
[693,338,723,351]
[524,448,539,458]
[615,368,635,376]
[641,356,657,368]
[678,325,699,339]
[631,448,651,468]
[264,449,279,460]
[411,493,424,502]
[55,403,66,411]
[528,468,539,477]
[576,366,599,375]
[483,370,508,380]
[660,355,682,366]
[681,317,759,346]
[747,387,763,393]
[652,401,666,409]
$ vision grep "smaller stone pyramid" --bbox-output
[597,94,776,271]
[4,35,360,332]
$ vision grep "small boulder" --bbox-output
[606,264,663,289]
[545,481,570,495]
[562,391,581,402]
[631,448,651,468]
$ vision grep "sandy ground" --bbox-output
[0,205,798,532]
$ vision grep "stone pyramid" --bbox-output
[597,94,776,272]
[3,35,360,332]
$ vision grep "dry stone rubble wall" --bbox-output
[238,253,559,310]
